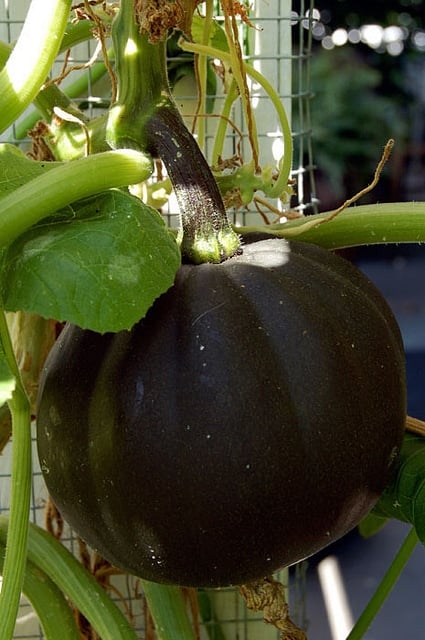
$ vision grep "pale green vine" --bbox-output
[0,312,31,640]
[0,0,72,134]
[179,39,293,203]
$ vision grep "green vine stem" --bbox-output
[0,19,96,71]
[0,148,152,249]
[237,202,425,249]
[0,542,81,640]
[221,11,260,172]
[0,40,11,67]
[211,77,239,166]
[179,39,293,202]
[192,0,214,151]
[0,312,31,640]
[105,0,169,151]
[197,590,228,640]
[14,61,109,146]
[0,0,72,134]
[346,527,419,640]
[29,74,111,159]
[141,581,197,640]
[0,17,106,143]
[0,516,138,640]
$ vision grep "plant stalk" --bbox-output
[145,104,241,263]
[346,527,418,639]
[106,0,167,150]
[31,79,110,159]
[179,39,293,202]
[0,312,31,640]
[0,149,152,248]
[8,19,107,143]
[237,201,425,249]
[0,0,72,134]
[191,0,214,150]
[141,581,197,640]
[0,516,138,640]
[0,18,97,71]
[0,542,81,640]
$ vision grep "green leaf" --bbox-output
[358,512,388,538]
[191,15,229,52]
[0,144,60,196]
[1,190,181,333]
[372,433,425,545]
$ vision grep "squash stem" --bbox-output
[106,0,240,264]
[144,104,241,264]
[346,527,418,640]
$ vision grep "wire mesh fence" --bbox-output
[0,1,317,637]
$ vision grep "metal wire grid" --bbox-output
[291,0,319,214]
[1,1,318,217]
[0,1,315,637]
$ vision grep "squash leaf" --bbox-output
[0,190,181,333]
[358,511,389,538]
[372,432,425,545]
[191,15,228,52]
[0,144,60,195]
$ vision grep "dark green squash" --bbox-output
[36,238,406,588]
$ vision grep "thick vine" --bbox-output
[106,0,241,264]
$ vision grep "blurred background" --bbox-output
[297,0,425,209]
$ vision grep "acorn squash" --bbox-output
[36,238,406,587]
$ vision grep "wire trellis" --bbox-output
[0,1,317,638]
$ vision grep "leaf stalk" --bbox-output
[0,149,153,248]
[346,527,418,640]
[237,202,425,249]
[0,312,31,640]
[0,0,72,134]
[0,516,139,640]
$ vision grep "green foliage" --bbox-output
[0,145,179,333]
[372,433,425,544]
[358,511,390,538]
[308,46,406,199]
[0,144,59,191]
[1,190,180,333]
